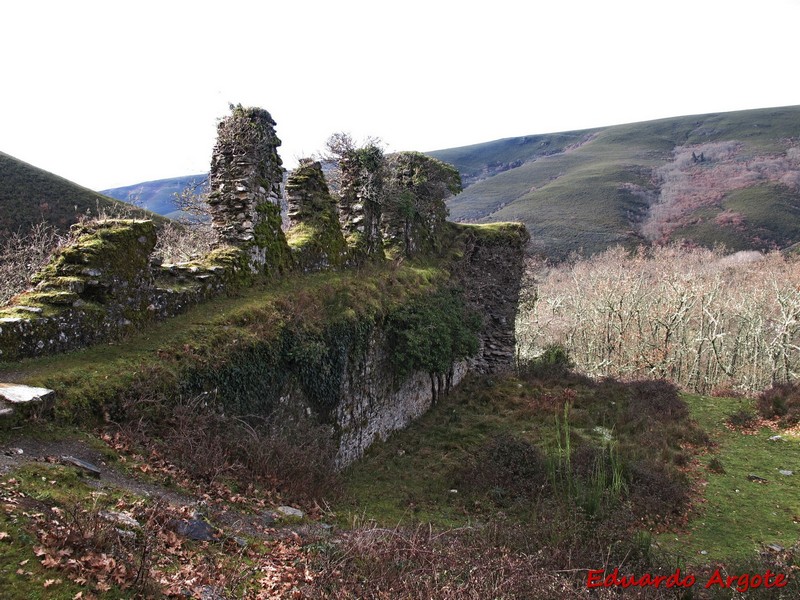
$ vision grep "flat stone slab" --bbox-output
[0,383,55,404]
[275,505,304,519]
[61,455,102,477]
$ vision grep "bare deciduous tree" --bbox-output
[519,245,800,393]
[151,181,216,265]
[0,222,65,305]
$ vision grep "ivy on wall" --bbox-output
[386,287,481,381]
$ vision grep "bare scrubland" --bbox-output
[519,245,800,393]
[642,142,800,242]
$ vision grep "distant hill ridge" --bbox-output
[429,105,800,259]
[5,105,800,259]
[0,151,164,241]
[101,174,208,219]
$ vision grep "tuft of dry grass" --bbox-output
[0,221,65,305]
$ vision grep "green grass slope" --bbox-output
[0,151,165,241]
[432,105,800,260]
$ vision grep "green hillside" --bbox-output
[0,151,165,241]
[431,105,800,260]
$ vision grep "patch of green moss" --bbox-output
[21,220,156,317]
[192,245,253,288]
[33,219,156,286]
[439,222,529,264]
[284,161,349,271]
[456,221,530,244]
[8,462,95,504]
[286,218,348,271]
[0,263,452,425]
[0,304,58,320]
[285,223,314,247]
[0,513,97,600]
[33,276,84,293]
[253,201,292,275]
[18,290,80,306]
[344,231,385,263]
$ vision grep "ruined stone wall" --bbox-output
[334,330,470,465]
[0,104,530,465]
[0,220,246,361]
[381,152,462,259]
[451,223,530,372]
[284,160,348,271]
[207,105,290,274]
[336,144,385,261]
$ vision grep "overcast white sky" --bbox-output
[2,0,799,190]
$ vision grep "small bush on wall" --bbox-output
[387,287,481,381]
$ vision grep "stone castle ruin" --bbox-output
[0,105,528,462]
[0,104,527,365]
[207,106,290,273]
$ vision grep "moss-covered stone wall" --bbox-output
[207,105,291,275]
[285,160,348,271]
[382,152,462,259]
[449,222,531,372]
[337,144,385,261]
[0,220,249,361]
[0,104,531,462]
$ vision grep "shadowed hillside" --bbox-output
[0,151,165,241]
[430,105,800,260]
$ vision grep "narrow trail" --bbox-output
[0,430,329,543]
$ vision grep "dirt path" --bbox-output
[1,433,195,504]
[0,432,324,543]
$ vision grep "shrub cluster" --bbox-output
[387,287,481,380]
[757,382,800,425]
[0,221,64,305]
[116,390,339,501]
[455,434,549,505]
[521,245,800,393]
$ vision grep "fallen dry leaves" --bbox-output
[1,433,318,599]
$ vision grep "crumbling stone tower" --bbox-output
[207,105,290,273]
[284,159,348,270]
[336,144,385,261]
[381,152,462,259]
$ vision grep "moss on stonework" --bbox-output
[0,262,451,422]
[1,220,156,322]
[342,230,385,263]
[30,220,156,298]
[285,161,349,271]
[253,201,292,275]
[0,306,54,320]
[287,220,349,271]
[381,152,462,259]
[181,246,253,289]
[33,219,156,285]
[33,276,85,293]
[442,221,528,256]
[457,222,530,245]
[17,290,80,306]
